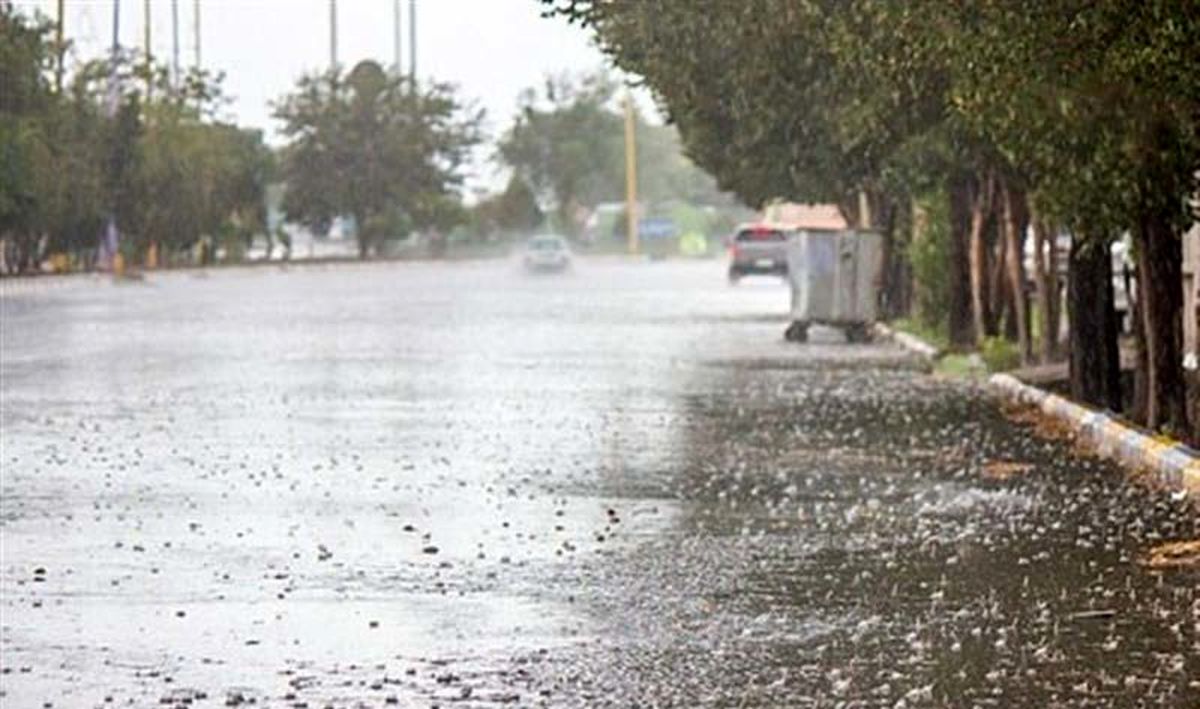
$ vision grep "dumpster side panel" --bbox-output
[789,231,839,322]
[835,235,859,322]
[787,234,807,319]
[855,232,884,322]
[789,229,884,325]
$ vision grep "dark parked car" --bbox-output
[727,224,790,283]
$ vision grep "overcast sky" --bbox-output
[17,0,641,186]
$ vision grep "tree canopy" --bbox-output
[495,70,735,235]
[547,0,1199,436]
[273,60,484,258]
[0,4,271,272]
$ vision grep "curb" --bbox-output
[989,373,1200,495]
[873,322,942,361]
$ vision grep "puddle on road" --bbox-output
[2,593,579,707]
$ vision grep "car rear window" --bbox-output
[735,228,786,242]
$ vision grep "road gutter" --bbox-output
[872,322,941,361]
[989,373,1200,496]
[874,320,1200,497]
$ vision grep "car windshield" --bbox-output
[529,237,565,251]
[735,228,787,242]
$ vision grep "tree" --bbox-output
[548,0,1197,438]
[1,0,271,274]
[470,175,543,239]
[497,72,624,235]
[944,0,1197,430]
[496,70,733,237]
[274,60,483,259]
[547,2,938,311]
[0,5,55,272]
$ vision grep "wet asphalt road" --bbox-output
[1,258,1197,708]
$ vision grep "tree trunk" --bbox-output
[1000,267,1018,341]
[948,176,974,347]
[1046,227,1062,357]
[355,211,370,259]
[1133,213,1188,434]
[875,195,907,319]
[988,214,1006,337]
[968,172,994,345]
[1031,218,1057,362]
[1068,236,1122,411]
[1001,182,1032,365]
[1131,280,1149,424]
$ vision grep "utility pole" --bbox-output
[329,0,338,72]
[106,0,123,275]
[393,0,402,75]
[171,0,180,89]
[55,0,65,93]
[193,0,201,69]
[109,0,121,111]
[143,0,152,98]
[623,91,639,255]
[408,0,416,87]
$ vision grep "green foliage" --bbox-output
[495,70,735,236]
[1,4,272,273]
[470,176,544,240]
[980,336,1021,373]
[545,3,909,212]
[274,60,483,258]
[497,72,623,234]
[892,317,949,353]
[549,0,1199,238]
[0,6,55,271]
[934,353,988,380]
[548,2,1197,393]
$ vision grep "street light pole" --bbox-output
[171,0,180,89]
[143,0,152,98]
[329,0,338,72]
[393,0,402,75]
[193,0,201,69]
[109,0,120,113]
[408,0,416,87]
[623,91,639,256]
[55,0,64,93]
[106,0,124,275]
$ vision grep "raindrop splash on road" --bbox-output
[2,260,1196,707]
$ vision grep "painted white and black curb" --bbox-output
[872,322,941,361]
[990,373,1200,494]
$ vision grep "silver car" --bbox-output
[522,234,571,272]
[728,224,789,283]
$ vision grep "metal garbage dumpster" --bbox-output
[784,229,884,343]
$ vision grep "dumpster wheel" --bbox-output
[844,323,872,344]
[784,321,809,343]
